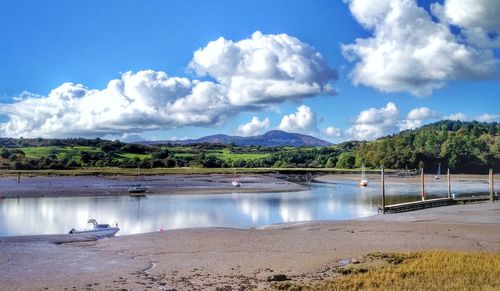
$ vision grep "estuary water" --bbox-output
[0,177,493,236]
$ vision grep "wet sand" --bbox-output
[1,202,499,290]
[0,174,306,198]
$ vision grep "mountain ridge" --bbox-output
[138,130,332,147]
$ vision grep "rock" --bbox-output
[351,258,360,264]
[267,274,289,282]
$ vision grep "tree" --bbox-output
[336,152,356,169]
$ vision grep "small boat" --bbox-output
[232,179,241,187]
[129,165,148,195]
[359,163,368,187]
[434,163,441,179]
[128,184,147,194]
[68,219,119,237]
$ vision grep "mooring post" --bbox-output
[17,173,21,183]
[490,169,494,203]
[381,166,385,214]
[421,168,425,201]
[447,168,451,199]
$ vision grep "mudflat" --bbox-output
[1,202,499,290]
[0,174,305,198]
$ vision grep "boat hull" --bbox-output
[69,228,119,238]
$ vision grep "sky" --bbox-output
[0,0,499,143]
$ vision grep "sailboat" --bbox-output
[359,163,368,187]
[434,163,441,179]
[128,165,148,195]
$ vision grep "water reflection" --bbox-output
[0,178,492,236]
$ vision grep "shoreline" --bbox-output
[0,173,307,198]
[1,202,499,290]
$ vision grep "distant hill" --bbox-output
[139,130,332,147]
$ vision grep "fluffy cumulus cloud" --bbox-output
[323,126,342,138]
[406,107,440,120]
[0,32,337,138]
[278,105,318,134]
[444,112,468,121]
[399,107,441,129]
[236,116,270,136]
[432,0,500,48]
[347,103,497,140]
[346,102,400,140]
[0,70,230,138]
[342,0,497,96]
[475,113,500,122]
[190,31,337,105]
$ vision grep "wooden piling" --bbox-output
[17,173,21,183]
[381,166,385,214]
[490,169,494,203]
[447,168,451,199]
[421,168,425,201]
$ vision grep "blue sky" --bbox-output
[0,0,499,142]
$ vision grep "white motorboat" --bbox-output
[68,219,119,237]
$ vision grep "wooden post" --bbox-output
[381,166,385,214]
[490,169,494,203]
[447,168,451,199]
[17,173,21,183]
[421,168,425,201]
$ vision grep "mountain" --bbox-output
[139,130,332,147]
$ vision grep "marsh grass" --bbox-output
[274,251,500,291]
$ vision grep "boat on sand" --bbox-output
[68,219,119,237]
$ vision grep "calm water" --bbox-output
[0,178,492,236]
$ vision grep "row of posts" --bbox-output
[380,167,495,214]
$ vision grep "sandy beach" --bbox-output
[0,174,306,198]
[1,201,499,290]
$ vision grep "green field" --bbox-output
[19,146,102,163]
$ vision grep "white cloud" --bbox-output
[0,70,230,138]
[346,102,400,140]
[444,112,468,121]
[278,105,318,134]
[407,107,440,120]
[475,113,500,122]
[432,0,500,48]
[323,126,342,138]
[237,116,270,136]
[190,31,337,105]
[342,0,497,96]
[0,32,338,138]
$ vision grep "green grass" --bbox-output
[19,146,101,163]
[116,153,152,160]
[209,148,270,161]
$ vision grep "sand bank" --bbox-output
[1,202,499,290]
[0,174,305,198]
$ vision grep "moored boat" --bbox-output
[128,184,147,194]
[359,163,368,187]
[232,179,241,187]
[68,219,119,237]
[434,163,441,179]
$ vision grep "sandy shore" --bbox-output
[0,174,306,198]
[1,202,499,290]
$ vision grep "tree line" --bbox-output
[0,120,498,173]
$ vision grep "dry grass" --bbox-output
[274,251,500,291]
